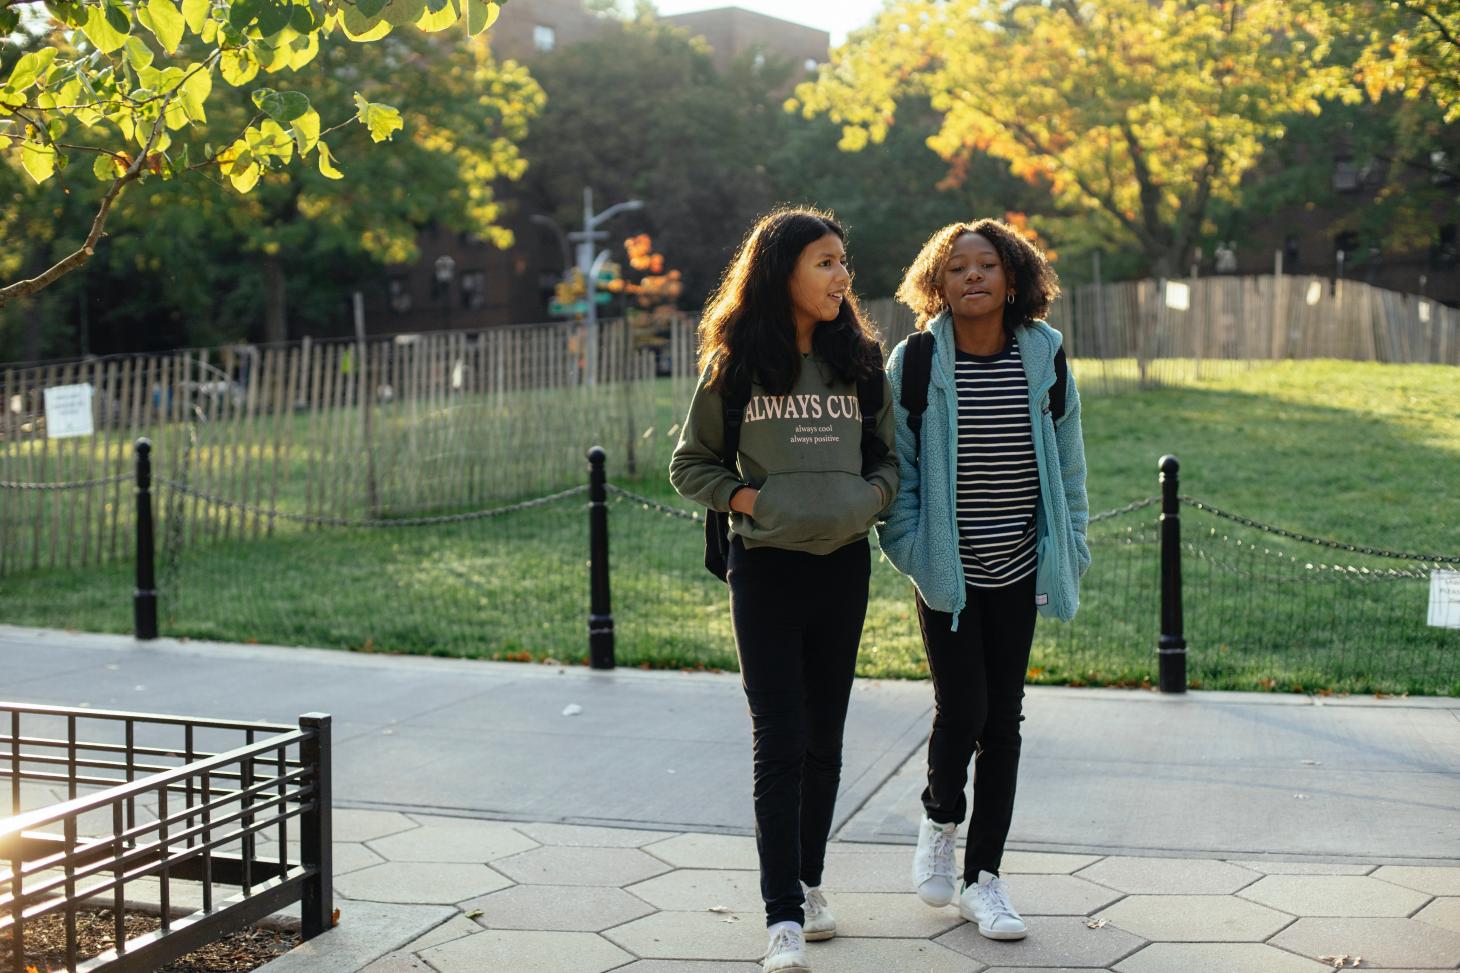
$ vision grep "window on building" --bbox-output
[1332,157,1360,193]
[1334,230,1360,262]
[533,24,555,51]
[1434,224,1458,268]
[1283,233,1300,271]
[804,58,818,72]
[459,270,487,310]
[388,277,412,314]
[1432,150,1455,186]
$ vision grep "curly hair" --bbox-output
[698,208,883,396]
[894,218,1061,332]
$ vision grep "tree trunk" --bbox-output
[263,255,288,344]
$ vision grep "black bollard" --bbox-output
[134,438,158,640]
[1158,454,1186,692]
[587,446,615,669]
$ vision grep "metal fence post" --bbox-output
[134,438,158,640]
[1158,454,1187,692]
[299,713,333,940]
[587,446,616,669]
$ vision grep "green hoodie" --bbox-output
[669,355,898,555]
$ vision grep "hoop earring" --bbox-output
[1006,292,1016,304]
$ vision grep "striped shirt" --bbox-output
[954,335,1040,587]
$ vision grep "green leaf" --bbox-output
[105,0,132,34]
[182,0,211,34]
[252,87,310,122]
[380,0,425,27]
[21,136,57,183]
[255,0,292,36]
[465,0,497,37]
[291,105,319,154]
[230,156,260,192]
[355,0,387,17]
[317,138,342,179]
[4,50,58,93]
[93,152,118,180]
[80,3,131,54]
[45,0,86,27]
[289,1,322,32]
[353,92,402,142]
[414,0,456,33]
[125,35,156,71]
[228,0,260,29]
[220,48,259,86]
[180,64,212,122]
[146,0,187,52]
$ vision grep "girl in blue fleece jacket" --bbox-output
[878,219,1089,943]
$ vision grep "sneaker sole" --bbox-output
[804,927,835,942]
[958,907,1027,940]
[977,926,1027,941]
[917,888,955,908]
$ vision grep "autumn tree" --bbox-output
[0,0,514,308]
[1304,0,1460,122]
[792,0,1346,279]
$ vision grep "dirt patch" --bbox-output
[0,908,300,972]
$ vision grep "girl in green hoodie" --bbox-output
[670,208,897,973]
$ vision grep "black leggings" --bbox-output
[728,535,870,927]
[916,574,1037,883]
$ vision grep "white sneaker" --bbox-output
[912,816,959,907]
[959,870,1028,940]
[761,921,810,972]
[800,880,835,941]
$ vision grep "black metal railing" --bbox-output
[1,704,332,973]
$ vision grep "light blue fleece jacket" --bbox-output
[877,313,1090,627]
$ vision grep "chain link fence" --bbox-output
[0,451,1456,695]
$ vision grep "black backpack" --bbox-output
[704,367,889,582]
[900,330,1067,460]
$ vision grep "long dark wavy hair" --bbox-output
[895,218,1061,333]
[698,208,883,396]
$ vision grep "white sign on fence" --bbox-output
[1164,280,1191,311]
[43,383,94,439]
[1430,570,1460,630]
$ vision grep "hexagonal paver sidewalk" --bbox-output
[257,813,1460,973]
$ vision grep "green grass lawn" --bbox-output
[2,359,1457,694]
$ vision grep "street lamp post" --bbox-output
[434,254,456,332]
[568,188,643,385]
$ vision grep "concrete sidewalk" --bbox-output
[3,625,1459,971]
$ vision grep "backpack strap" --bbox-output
[899,330,936,460]
[855,364,888,477]
[1050,346,1068,423]
[719,371,752,472]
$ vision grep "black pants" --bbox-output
[916,574,1037,883]
[728,535,870,927]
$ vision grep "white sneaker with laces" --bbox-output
[959,870,1028,940]
[761,920,810,972]
[912,816,959,907]
[800,880,835,941]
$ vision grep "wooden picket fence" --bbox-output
[3,274,1456,575]
[865,274,1459,393]
[0,317,697,576]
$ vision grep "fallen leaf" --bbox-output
[562,703,583,717]
[465,909,483,919]
[1086,918,1108,929]
[707,906,731,914]
[331,906,341,927]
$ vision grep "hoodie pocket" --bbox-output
[745,471,883,546]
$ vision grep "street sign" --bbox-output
[43,383,94,439]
